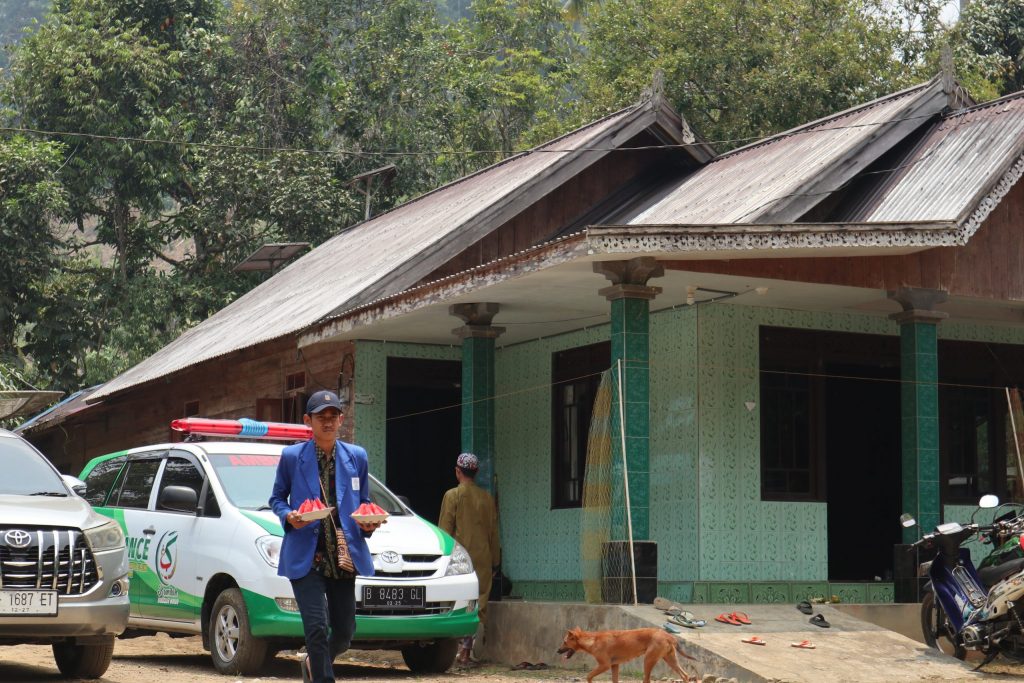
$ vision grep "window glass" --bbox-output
[206,452,407,514]
[113,459,161,509]
[942,388,995,503]
[761,371,815,499]
[0,435,66,495]
[157,454,204,511]
[82,456,126,506]
[551,341,610,508]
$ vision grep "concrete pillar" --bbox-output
[593,258,663,542]
[889,287,948,544]
[450,302,504,493]
[594,258,663,603]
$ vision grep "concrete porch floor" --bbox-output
[481,601,1007,682]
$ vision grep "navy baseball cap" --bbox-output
[306,390,344,415]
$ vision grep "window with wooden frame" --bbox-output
[760,370,821,500]
[286,371,306,392]
[551,341,610,509]
[941,387,1000,504]
[938,339,1024,505]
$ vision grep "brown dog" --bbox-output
[557,626,697,682]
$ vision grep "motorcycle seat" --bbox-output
[979,557,1024,589]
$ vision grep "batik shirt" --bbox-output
[314,443,354,580]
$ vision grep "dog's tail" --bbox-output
[674,639,697,661]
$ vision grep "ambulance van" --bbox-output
[78,418,478,675]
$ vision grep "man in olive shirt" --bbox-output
[438,452,500,665]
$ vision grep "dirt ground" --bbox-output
[0,634,586,683]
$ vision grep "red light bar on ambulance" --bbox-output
[170,417,312,441]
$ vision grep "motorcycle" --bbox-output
[902,495,1024,667]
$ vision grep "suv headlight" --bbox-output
[256,535,282,568]
[444,542,474,577]
[84,520,125,552]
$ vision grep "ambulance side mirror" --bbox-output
[159,485,198,513]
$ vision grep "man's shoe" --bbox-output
[300,654,313,683]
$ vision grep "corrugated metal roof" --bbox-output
[16,386,99,434]
[852,92,1024,222]
[627,80,942,225]
[91,105,647,401]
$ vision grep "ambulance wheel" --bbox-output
[401,638,459,673]
[210,588,268,675]
[52,635,115,678]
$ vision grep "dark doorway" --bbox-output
[385,357,462,525]
[760,326,902,581]
[824,363,901,581]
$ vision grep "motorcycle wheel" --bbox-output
[921,592,967,660]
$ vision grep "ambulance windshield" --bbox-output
[207,452,406,514]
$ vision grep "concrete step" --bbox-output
[484,601,995,682]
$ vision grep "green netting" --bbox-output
[581,369,614,603]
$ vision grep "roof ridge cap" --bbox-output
[945,90,1024,118]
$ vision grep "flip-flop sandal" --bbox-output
[512,661,532,670]
[730,611,751,625]
[528,663,550,670]
[716,613,742,625]
[810,613,831,628]
[796,600,813,615]
[670,615,700,629]
[741,636,767,645]
[663,622,683,634]
[663,606,684,617]
[672,611,707,628]
[791,640,816,649]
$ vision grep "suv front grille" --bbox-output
[372,553,442,579]
[0,528,99,594]
[357,601,454,616]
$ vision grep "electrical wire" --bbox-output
[0,108,976,160]
[383,362,1022,424]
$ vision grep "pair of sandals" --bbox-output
[666,609,706,628]
[715,611,751,626]
[796,601,831,628]
[741,636,816,649]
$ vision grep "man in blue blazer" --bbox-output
[270,390,381,683]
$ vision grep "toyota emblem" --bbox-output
[4,530,32,549]
[380,550,401,565]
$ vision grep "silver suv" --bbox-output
[0,428,130,678]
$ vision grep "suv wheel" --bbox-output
[209,587,268,675]
[401,638,459,673]
[52,636,115,679]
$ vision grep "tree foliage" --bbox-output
[575,0,946,148]
[0,136,67,363]
[0,0,1016,400]
[952,0,1024,99]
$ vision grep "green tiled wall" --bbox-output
[944,504,991,565]
[648,310,700,583]
[354,340,460,479]
[370,306,1024,593]
[494,327,609,582]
